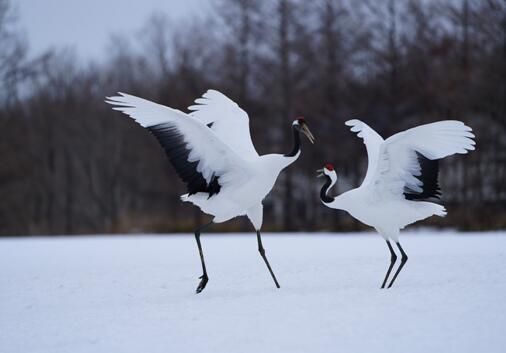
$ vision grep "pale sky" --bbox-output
[15,0,210,60]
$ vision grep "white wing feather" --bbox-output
[345,119,385,186]
[371,120,475,199]
[188,90,259,159]
[105,93,250,187]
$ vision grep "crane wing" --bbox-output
[106,93,251,197]
[345,119,385,186]
[370,120,475,200]
[188,90,259,159]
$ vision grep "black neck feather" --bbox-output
[284,125,301,157]
[320,175,335,203]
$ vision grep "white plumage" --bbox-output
[188,90,259,159]
[107,91,249,188]
[319,119,475,288]
[106,90,315,293]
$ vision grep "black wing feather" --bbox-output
[404,152,442,201]
[147,122,221,197]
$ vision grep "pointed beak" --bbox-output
[316,168,324,177]
[301,124,315,144]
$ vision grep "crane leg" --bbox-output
[381,240,397,289]
[256,231,280,288]
[194,222,212,294]
[387,242,408,288]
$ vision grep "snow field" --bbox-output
[1,232,505,353]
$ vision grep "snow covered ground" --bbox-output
[1,231,505,353]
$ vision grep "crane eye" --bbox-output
[325,163,334,171]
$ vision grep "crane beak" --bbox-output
[316,168,324,177]
[301,123,315,144]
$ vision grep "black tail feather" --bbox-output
[404,152,441,201]
[147,123,221,197]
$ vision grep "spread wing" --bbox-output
[369,120,475,200]
[106,93,251,196]
[188,90,259,159]
[345,119,385,186]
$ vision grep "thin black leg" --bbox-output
[195,222,212,294]
[381,240,397,289]
[387,242,408,288]
[256,231,280,288]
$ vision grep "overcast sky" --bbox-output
[15,0,210,60]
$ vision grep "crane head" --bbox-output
[317,163,336,178]
[293,117,315,144]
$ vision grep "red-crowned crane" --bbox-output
[318,119,475,288]
[106,90,315,293]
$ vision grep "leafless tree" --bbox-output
[0,0,504,235]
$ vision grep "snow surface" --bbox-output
[1,231,505,353]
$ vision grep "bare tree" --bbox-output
[0,0,504,235]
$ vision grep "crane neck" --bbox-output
[284,125,301,158]
[320,175,336,204]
